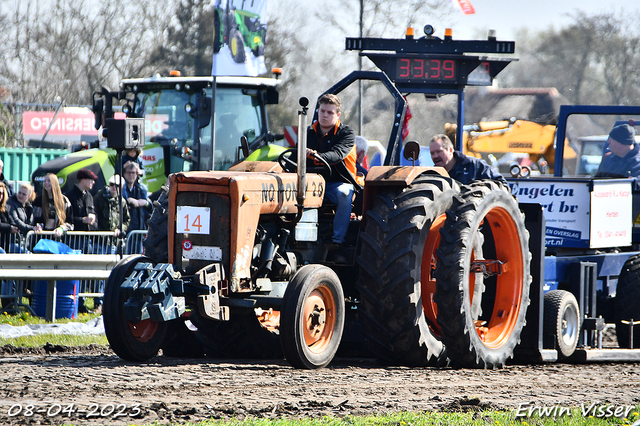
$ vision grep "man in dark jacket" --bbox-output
[595,124,640,178]
[122,162,151,232]
[305,94,361,246]
[65,168,98,232]
[429,134,507,185]
[95,174,130,237]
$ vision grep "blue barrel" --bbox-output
[31,280,79,319]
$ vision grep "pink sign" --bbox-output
[23,111,98,137]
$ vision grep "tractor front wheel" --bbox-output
[103,255,168,361]
[280,265,345,369]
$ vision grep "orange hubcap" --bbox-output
[128,319,158,343]
[303,286,336,354]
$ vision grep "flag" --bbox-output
[402,97,412,141]
[212,0,268,76]
[452,0,475,15]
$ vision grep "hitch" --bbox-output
[470,260,505,277]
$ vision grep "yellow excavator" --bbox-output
[445,118,576,175]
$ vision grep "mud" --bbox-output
[0,343,638,426]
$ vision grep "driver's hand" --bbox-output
[306,148,317,159]
[306,149,322,164]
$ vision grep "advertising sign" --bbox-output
[22,109,98,142]
[509,179,632,248]
[212,0,267,77]
[590,180,632,248]
[509,179,591,248]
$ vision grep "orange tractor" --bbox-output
[102,28,533,368]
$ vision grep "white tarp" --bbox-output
[0,317,104,339]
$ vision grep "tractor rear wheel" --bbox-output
[280,265,345,369]
[614,253,640,348]
[356,174,459,366]
[543,290,580,358]
[435,180,531,368]
[103,255,168,361]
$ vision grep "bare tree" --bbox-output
[0,0,173,106]
[501,11,640,106]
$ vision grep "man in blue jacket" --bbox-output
[595,124,640,178]
[429,134,507,185]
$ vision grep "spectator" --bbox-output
[355,135,369,178]
[595,124,640,178]
[95,174,130,238]
[115,148,144,176]
[7,183,40,236]
[65,169,98,232]
[34,173,74,238]
[429,134,507,185]
[0,182,19,253]
[0,159,14,197]
[122,161,151,234]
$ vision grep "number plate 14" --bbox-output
[176,206,211,234]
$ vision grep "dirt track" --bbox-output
[0,344,638,425]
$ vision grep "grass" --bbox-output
[59,407,640,426]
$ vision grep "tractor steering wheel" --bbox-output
[277,149,332,177]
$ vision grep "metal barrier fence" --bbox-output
[0,253,122,321]
[0,232,24,254]
[1,230,148,317]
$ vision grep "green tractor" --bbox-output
[213,0,267,63]
[31,72,283,197]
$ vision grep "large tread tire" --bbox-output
[213,11,222,53]
[143,184,169,263]
[103,255,168,362]
[435,180,531,368]
[614,254,640,348]
[191,310,283,359]
[543,290,580,358]
[280,265,345,369]
[230,29,246,63]
[356,173,460,366]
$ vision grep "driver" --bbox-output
[305,94,361,247]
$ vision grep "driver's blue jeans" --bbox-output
[324,181,354,244]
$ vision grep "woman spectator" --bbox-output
[7,183,40,236]
[0,182,19,253]
[34,173,74,237]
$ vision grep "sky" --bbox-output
[445,0,639,41]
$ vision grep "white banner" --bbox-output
[212,0,267,77]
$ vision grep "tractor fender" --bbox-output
[362,165,449,217]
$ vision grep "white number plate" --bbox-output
[182,245,222,261]
[176,206,211,235]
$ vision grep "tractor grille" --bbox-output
[174,191,230,275]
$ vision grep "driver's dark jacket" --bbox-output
[448,151,507,185]
[596,143,640,178]
[306,121,361,190]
